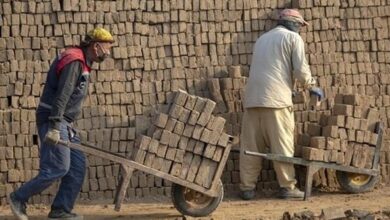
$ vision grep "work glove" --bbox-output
[45,128,61,145]
[309,87,325,101]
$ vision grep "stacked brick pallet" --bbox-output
[131,90,231,188]
[1,0,390,205]
[297,94,379,170]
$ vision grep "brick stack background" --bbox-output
[1,0,390,205]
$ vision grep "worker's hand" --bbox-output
[45,128,61,145]
[309,87,325,101]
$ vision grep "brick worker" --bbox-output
[9,28,114,220]
[239,9,324,200]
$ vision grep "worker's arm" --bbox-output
[291,35,316,88]
[48,61,83,130]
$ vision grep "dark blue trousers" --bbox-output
[14,121,86,213]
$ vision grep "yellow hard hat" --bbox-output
[85,27,114,43]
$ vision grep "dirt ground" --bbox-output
[1,186,390,220]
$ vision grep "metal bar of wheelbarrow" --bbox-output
[244,151,379,200]
[57,139,220,210]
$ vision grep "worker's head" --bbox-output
[278,9,308,33]
[81,27,114,63]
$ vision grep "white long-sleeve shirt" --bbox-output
[244,26,315,108]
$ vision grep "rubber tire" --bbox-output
[336,171,379,193]
[171,180,224,217]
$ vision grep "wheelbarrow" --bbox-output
[245,122,383,200]
[58,136,233,217]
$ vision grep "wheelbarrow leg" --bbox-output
[304,164,319,201]
[114,164,134,211]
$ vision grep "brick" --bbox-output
[200,128,211,143]
[160,130,172,145]
[352,144,368,168]
[165,118,177,132]
[339,128,348,140]
[183,124,195,137]
[188,111,200,125]
[367,108,379,132]
[193,97,207,112]
[165,147,176,161]
[210,116,226,133]
[203,99,216,114]
[347,129,356,141]
[310,137,326,149]
[144,153,155,167]
[169,104,184,119]
[203,144,216,159]
[307,123,322,136]
[356,130,365,143]
[168,133,180,148]
[170,162,182,177]
[212,147,224,162]
[322,126,339,138]
[186,155,201,182]
[174,149,185,163]
[186,139,197,152]
[173,89,188,106]
[363,131,372,144]
[370,133,378,146]
[360,119,368,130]
[185,95,197,110]
[217,133,230,147]
[174,122,185,136]
[329,150,338,162]
[138,136,152,150]
[301,147,324,161]
[178,136,189,150]
[343,94,362,106]
[193,141,205,155]
[192,125,204,140]
[156,144,168,158]
[327,115,345,127]
[179,153,193,179]
[333,104,353,116]
[197,112,212,126]
[194,159,217,188]
[161,159,173,173]
[178,108,190,123]
[148,139,159,154]
[325,137,335,150]
[154,113,168,128]
[297,134,311,146]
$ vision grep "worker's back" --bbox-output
[244,26,310,108]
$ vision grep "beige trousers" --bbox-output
[239,107,297,191]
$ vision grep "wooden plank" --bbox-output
[210,142,232,191]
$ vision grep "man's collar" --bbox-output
[82,47,93,67]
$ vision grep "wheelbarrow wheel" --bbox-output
[171,179,224,217]
[336,171,379,193]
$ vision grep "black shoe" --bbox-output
[240,190,255,200]
[8,193,28,220]
[48,209,83,220]
[278,187,304,199]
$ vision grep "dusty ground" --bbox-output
[1,187,390,220]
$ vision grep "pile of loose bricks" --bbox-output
[1,0,390,205]
[132,90,231,188]
[297,94,379,169]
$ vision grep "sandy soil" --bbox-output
[1,187,390,220]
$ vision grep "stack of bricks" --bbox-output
[207,66,246,137]
[2,0,390,205]
[297,94,379,170]
[131,90,231,188]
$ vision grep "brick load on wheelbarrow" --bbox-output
[59,90,233,217]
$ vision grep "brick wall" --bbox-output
[0,0,390,205]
